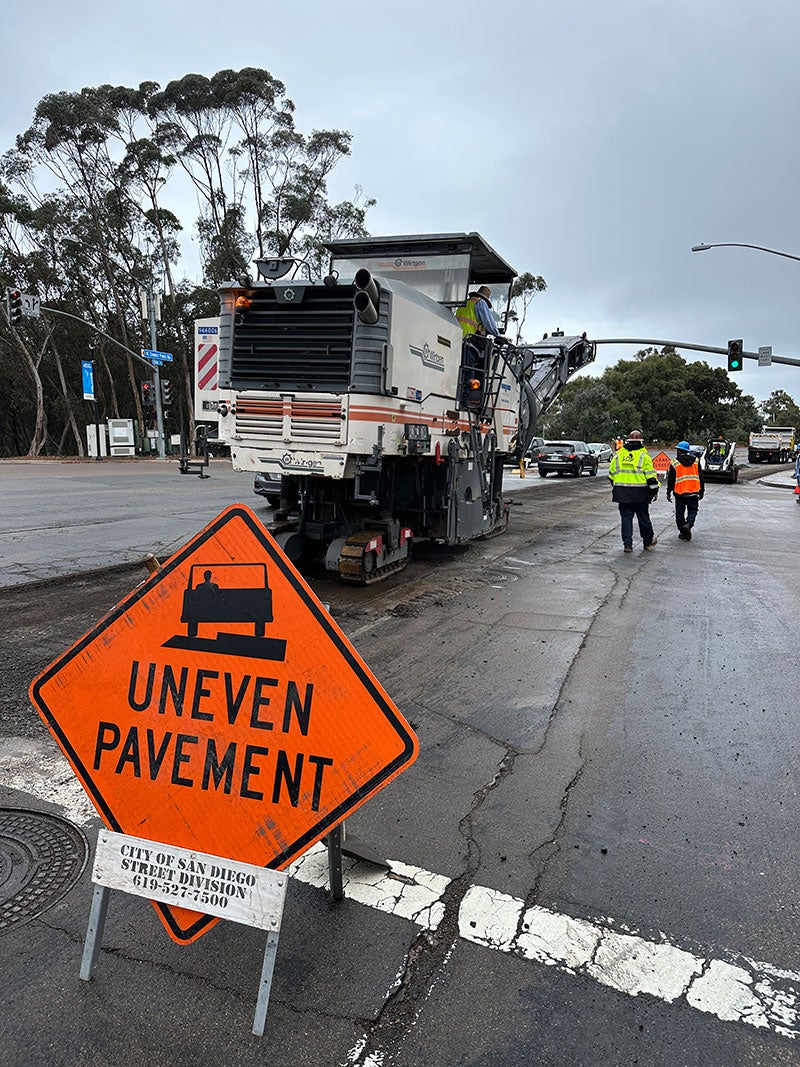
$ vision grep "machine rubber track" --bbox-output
[338,530,410,585]
[479,501,511,540]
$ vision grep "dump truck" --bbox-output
[748,425,795,464]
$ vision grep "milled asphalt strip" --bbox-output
[5,742,799,1042]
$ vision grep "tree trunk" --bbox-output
[97,346,120,418]
[12,330,49,456]
[52,344,85,456]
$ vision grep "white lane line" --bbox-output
[460,884,799,1039]
[290,843,449,931]
[10,740,799,1042]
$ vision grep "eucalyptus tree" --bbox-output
[510,272,547,344]
[0,67,373,455]
[147,68,372,284]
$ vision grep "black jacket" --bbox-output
[666,457,705,498]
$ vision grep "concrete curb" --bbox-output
[757,476,798,490]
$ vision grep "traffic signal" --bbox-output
[727,339,744,373]
[5,287,22,327]
[141,380,155,407]
[161,379,173,407]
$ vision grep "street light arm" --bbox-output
[691,242,800,263]
[40,305,154,368]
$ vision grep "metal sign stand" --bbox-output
[79,831,288,1038]
[325,820,389,902]
[178,432,210,477]
[78,828,387,1035]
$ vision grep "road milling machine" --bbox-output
[215,233,595,583]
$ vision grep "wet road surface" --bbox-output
[1,459,798,1066]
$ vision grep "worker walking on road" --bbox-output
[666,442,705,539]
[608,430,660,553]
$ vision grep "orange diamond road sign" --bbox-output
[30,504,418,944]
[651,450,673,473]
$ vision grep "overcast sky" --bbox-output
[3,0,799,403]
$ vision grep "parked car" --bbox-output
[537,441,599,477]
[254,471,283,508]
[587,442,613,463]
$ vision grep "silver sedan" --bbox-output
[588,443,613,463]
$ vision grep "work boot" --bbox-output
[682,525,692,540]
[623,546,633,553]
[644,537,658,550]
[678,528,689,540]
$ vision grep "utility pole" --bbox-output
[61,236,167,459]
[144,285,166,459]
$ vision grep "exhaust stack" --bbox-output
[354,268,380,324]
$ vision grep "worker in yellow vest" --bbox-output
[608,430,660,553]
[455,294,483,337]
[456,286,501,338]
[666,441,705,540]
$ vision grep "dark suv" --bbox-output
[537,440,599,477]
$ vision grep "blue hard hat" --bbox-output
[677,440,690,451]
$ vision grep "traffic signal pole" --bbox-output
[592,337,800,369]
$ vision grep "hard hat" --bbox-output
[677,441,690,451]
[628,430,643,440]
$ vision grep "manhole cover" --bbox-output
[483,569,520,585]
[0,808,88,931]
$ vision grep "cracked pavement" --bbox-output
[1,460,799,1065]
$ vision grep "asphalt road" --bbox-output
[1,457,799,1066]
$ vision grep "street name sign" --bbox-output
[758,345,773,367]
[30,504,418,944]
[142,348,173,362]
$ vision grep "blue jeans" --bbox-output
[674,494,699,529]
[618,502,654,548]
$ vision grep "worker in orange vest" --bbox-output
[666,441,705,540]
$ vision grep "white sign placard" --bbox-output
[92,830,288,931]
[22,293,41,318]
[758,345,773,367]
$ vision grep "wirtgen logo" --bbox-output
[409,343,445,372]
